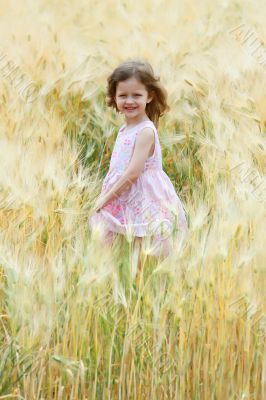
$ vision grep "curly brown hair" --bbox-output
[106,58,170,128]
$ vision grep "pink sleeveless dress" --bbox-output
[88,119,188,258]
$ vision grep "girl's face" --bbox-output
[115,76,153,122]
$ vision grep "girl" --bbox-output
[88,59,188,276]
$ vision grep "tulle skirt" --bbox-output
[88,168,188,258]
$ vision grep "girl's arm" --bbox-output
[94,127,155,211]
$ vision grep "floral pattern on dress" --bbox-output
[89,119,188,258]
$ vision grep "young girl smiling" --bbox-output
[89,59,188,276]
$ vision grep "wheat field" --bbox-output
[0,0,265,399]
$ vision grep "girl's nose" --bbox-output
[125,97,135,103]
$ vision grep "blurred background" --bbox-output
[0,0,265,398]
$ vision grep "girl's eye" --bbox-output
[118,94,142,97]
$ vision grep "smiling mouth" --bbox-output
[125,107,137,110]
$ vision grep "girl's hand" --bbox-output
[93,195,107,213]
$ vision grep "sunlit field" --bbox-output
[0,0,265,398]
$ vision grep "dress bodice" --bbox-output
[108,119,163,175]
